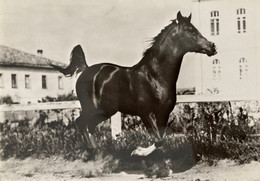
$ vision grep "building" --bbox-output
[191,0,260,98]
[0,45,76,104]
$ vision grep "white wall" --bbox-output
[0,66,76,104]
[192,0,260,98]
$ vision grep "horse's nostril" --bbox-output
[211,43,217,51]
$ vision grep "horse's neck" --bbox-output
[159,46,185,83]
[134,43,186,84]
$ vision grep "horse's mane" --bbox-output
[142,19,177,58]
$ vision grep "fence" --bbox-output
[1,95,260,138]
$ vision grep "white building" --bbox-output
[0,45,76,104]
[191,0,260,98]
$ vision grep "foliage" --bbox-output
[172,102,260,164]
[0,102,260,178]
[0,95,13,104]
[41,91,78,102]
[0,122,82,160]
[57,91,78,101]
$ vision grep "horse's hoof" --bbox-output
[131,144,156,157]
[81,151,93,161]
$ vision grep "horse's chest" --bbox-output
[149,78,171,101]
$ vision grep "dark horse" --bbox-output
[50,12,217,156]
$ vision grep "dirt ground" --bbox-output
[1,157,260,181]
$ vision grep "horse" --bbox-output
[50,11,217,157]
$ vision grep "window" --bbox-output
[237,8,246,33]
[42,75,47,89]
[212,59,221,80]
[11,74,17,88]
[0,73,3,88]
[25,75,31,89]
[239,57,248,80]
[58,76,64,89]
[210,11,219,35]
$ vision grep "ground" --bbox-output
[1,157,260,181]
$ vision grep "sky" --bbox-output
[0,0,194,87]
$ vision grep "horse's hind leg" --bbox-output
[75,114,97,150]
[76,110,109,151]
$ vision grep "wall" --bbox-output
[192,0,260,98]
[0,66,76,104]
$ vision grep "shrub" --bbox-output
[57,91,78,101]
[1,101,260,178]
[174,102,260,164]
[41,91,78,102]
[0,95,13,104]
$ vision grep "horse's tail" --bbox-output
[48,45,88,77]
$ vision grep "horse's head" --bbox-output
[176,11,217,56]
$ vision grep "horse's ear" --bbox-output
[177,11,184,22]
[188,13,192,22]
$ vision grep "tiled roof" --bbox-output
[0,45,66,69]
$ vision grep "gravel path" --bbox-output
[1,157,260,181]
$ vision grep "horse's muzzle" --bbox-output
[206,43,217,56]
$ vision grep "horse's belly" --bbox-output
[118,98,138,115]
[99,87,137,114]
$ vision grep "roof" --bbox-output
[0,45,66,69]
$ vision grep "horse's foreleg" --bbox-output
[156,113,171,146]
[131,113,161,156]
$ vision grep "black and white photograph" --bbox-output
[0,0,260,180]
